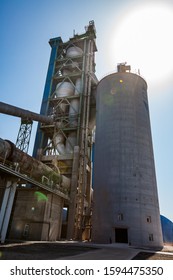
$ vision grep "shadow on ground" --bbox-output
[0,242,98,260]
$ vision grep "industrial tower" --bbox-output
[0,21,97,242]
[92,64,163,248]
[33,20,98,240]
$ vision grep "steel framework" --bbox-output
[16,119,33,153]
[33,21,98,240]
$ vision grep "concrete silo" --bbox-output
[92,64,163,248]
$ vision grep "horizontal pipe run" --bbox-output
[0,102,53,124]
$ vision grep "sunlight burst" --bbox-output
[111,2,173,91]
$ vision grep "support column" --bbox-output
[66,146,79,239]
[0,181,17,243]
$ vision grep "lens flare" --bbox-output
[34,191,48,202]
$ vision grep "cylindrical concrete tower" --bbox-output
[92,65,163,248]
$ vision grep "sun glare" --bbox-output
[111,2,173,91]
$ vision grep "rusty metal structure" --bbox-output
[0,21,97,242]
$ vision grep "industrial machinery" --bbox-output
[0,100,54,153]
[32,20,97,240]
[0,21,98,242]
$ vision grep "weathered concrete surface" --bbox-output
[92,72,163,248]
[8,189,64,241]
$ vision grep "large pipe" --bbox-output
[0,101,53,124]
[0,138,70,190]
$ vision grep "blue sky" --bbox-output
[0,0,173,222]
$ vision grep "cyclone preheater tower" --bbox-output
[92,64,163,248]
[33,21,98,240]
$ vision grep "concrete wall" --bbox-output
[92,72,163,248]
[8,188,64,241]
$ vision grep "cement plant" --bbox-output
[0,21,172,258]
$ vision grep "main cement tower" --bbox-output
[92,64,163,248]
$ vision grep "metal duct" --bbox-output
[0,101,53,124]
